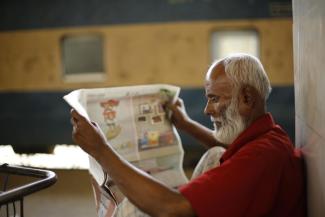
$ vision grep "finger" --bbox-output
[91,121,99,127]
[70,117,78,126]
[72,128,87,143]
[176,98,185,107]
[166,102,181,114]
[164,101,172,109]
[175,98,182,106]
[72,124,77,133]
[72,129,79,143]
[72,123,81,136]
[71,109,87,122]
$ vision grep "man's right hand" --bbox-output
[167,98,226,149]
[166,98,193,132]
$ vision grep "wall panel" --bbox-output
[0,19,293,91]
[293,0,325,216]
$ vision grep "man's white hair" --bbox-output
[221,53,272,100]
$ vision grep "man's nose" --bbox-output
[204,101,215,116]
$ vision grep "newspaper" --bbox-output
[63,84,188,217]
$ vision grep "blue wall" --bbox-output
[0,87,294,153]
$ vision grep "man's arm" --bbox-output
[71,109,196,217]
[167,98,227,149]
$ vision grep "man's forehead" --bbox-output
[204,79,233,96]
[205,62,232,90]
[206,61,226,80]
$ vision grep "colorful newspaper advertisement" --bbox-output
[63,84,188,217]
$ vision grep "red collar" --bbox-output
[220,113,276,163]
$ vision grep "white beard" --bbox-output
[212,98,247,145]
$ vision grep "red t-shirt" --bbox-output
[179,113,306,217]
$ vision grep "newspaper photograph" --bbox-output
[63,84,188,217]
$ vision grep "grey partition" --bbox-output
[293,0,325,216]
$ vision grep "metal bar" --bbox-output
[20,198,24,217]
[0,164,57,205]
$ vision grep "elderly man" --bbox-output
[71,53,305,217]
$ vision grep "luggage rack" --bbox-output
[0,163,57,217]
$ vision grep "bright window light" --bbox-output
[0,145,89,169]
[211,30,259,60]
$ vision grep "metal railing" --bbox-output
[0,164,57,216]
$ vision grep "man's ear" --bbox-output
[238,85,258,112]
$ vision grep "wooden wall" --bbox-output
[0,18,293,91]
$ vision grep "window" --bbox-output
[61,34,105,82]
[211,30,259,60]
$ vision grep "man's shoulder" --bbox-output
[249,123,292,146]
[240,125,294,160]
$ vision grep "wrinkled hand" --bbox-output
[166,98,192,131]
[70,109,108,158]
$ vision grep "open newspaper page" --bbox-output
[63,84,188,217]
